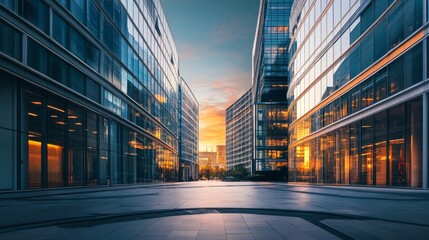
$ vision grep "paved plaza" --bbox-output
[0,182,428,239]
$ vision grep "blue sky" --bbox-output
[161,0,259,149]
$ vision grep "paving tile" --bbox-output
[226,233,255,240]
[197,230,227,238]
[225,225,251,234]
[223,214,244,222]
[197,237,227,240]
[251,231,285,240]
[224,221,247,227]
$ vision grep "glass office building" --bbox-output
[288,0,428,188]
[226,88,253,173]
[252,0,292,176]
[0,0,197,190]
[178,77,199,181]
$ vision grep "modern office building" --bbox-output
[251,0,292,177]
[226,88,253,172]
[178,77,199,181]
[288,0,428,188]
[0,0,198,190]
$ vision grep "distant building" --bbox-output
[216,145,226,168]
[179,78,199,181]
[226,88,253,173]
[199,151,217,170]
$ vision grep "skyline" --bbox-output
[161,0,259,150]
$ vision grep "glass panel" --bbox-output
[87,111,99,185]
[350,122,360,184]
[361,79,373,108]
[374,69,387,102]
[69,27,85,60]
[388,55,404,95]
[374,112,387,186]
[52,12,68,47]
[0,0,18,12]
[47,97,66,188]
[406,98,422,187]
[0,19,21,60]
[23,0,49,33]
[389,105,405,186]
[86,78,101,103]
[70,0,86,24]
[361,117,373,185]
[87,0,100,37]
[99,117,109,184]
[388,2,404,48]
[85,41,99,71]
[373,19,387,61]
[26,90,43,189]
[404,43,423,88]
[68,103,84,186]
[49,53,68,85]
[27,38,48,75]
[68,66,85,95]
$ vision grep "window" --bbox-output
[49,53,68,84]
[86,0,100,38]
[101,16,113,50]
[100,51,113,81]
[27,38,48,75]
[70,0,86,24]
[374,69,387,102]
[0,19,21,60]
[0,0,18,12]
[52,12,68,47]
[68,66,85,95]
[69,27,85,60]
[86,78,101,103]
[388,55,404,95]
[23,0,49,33]
[388,3,404,48]
[361,79,373,108]
[85,41,100,71]
[373,19,387,61]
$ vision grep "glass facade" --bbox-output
[252,0,292,176]
[288,0,428,188]
[0,0,197,190]
[226,88,253,173]
[178,77,199,181]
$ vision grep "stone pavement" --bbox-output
[0,181,428,239]
[0,213,342,240]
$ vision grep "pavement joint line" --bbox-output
[1,207,428,234]
[258,186,429,201]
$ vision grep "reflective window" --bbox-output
[52,12,68,47]
[86,0,100,37]
[67,103,84,186]
[27,38,48,75]
[0,19,21,60]
[70,0,86,24]
[23,0,49,33]
[47,96,66,188]
[68,66,85,95]
[49,53,68,85]
[69,27,85,60]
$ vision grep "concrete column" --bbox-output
[423,92,428,189]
